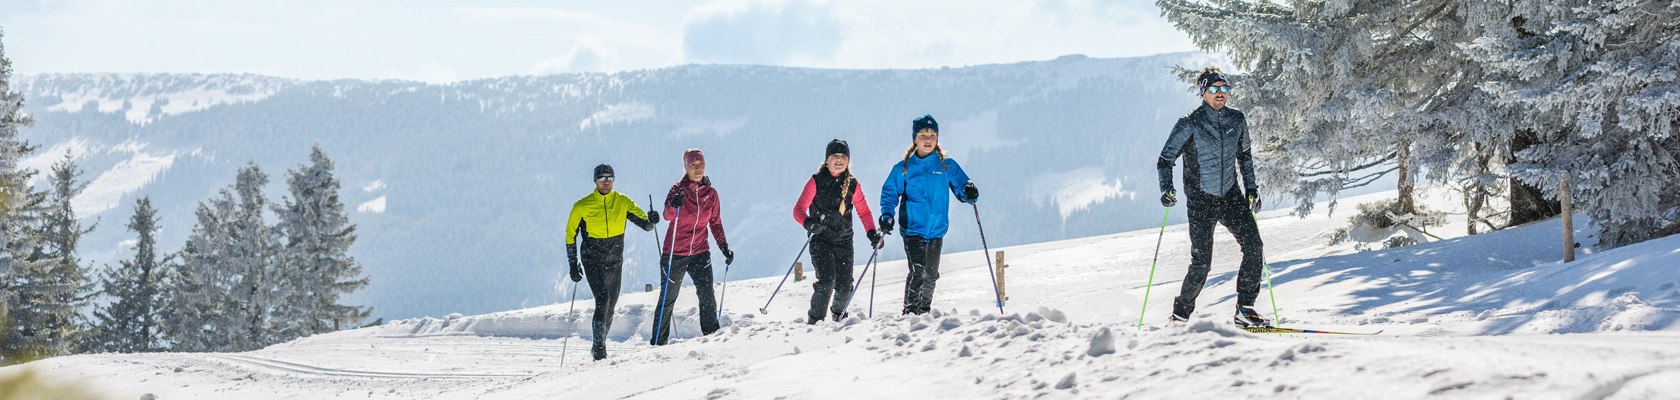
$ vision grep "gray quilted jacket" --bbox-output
[1157,102,1258,197]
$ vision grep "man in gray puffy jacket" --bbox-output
[1156,67,1271,328]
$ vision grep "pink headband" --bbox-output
[683,149,704,166]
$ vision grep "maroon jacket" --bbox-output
[662,176,729,257]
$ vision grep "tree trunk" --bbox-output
[1397,142,1416,215]
[1509,129,1561,226]
[1466,142,1492,235]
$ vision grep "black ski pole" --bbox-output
[869,255,878,318]
[836,237,885,318]
[759,234,814,314]
[650,195,679,345]
[971,204,1005,315]
[559,280,580,367]
[717,257,731,322]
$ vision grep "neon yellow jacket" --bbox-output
[566,190,652,244]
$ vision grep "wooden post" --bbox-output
[1561,173,1574,263]
[794,261,805,282]
[995,251,1007,301]
[645,283,654,292]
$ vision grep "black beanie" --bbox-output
[912,114,939,138]
[826,139,850,158]
[593,163,614,178]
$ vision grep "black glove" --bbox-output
[867,229,884,249]
[646,210,660,223]
[803,216,826,236]
[1249,195,1262,211]
[668,190,685,209]
[566,244,582,282]
[719,244,734,265]
[1160,190,1177,207]
[962,182,979,204]
[879,214,894,235]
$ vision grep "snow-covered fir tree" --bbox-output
[38,153,95,353]
[274,144,370,338]
[160,191,235,352]
[163,163,286,352]
[1467,0,1680,246]
[0,28,56,362]
[1154,0,1520,231]
[90,197,168,353]
[2,153,93,359]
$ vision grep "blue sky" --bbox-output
[1,0,1196,82]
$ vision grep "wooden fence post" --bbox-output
[1562,173,1574,263]
[996,251,1007,301]
[794,261,805,282]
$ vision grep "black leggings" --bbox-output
[650,252,719,345]
[582,258,622,346]
[807,239,855,322]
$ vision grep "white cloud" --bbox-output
[5,1,1196,78]
[531,38,622,74]
[681,0,844,65]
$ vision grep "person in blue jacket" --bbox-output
[879,114,979,315]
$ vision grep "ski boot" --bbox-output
[1168,313,1189,327]
[591,342,607,361]
[1233,306,1273,328]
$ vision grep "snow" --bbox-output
[579,102,655,130]
[1029,166,1136,221]
[26,73,292,124]
[16,138,179,216]
[73,150,176,217]
[358,196,388,214]
[7,189,1679,399]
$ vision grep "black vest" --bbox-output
[809,170,856,242]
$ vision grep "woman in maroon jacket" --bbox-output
[651,148,732,345]
[793,139,883,324]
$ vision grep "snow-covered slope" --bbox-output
[7,190,1678,399]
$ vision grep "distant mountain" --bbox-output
[16,52,1222,320]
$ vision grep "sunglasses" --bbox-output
[1205,85,1232,94]
[595,175,615,182]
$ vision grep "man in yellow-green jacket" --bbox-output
[566,163,659,361]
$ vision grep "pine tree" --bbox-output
[38,153,95,353]
[162,163,285,352]
[1155,0,1515,227]
[160,193,237,352]
[1,28,60,363]
[90,197,168,353]
[1467,0,1680,246]
[275,144,369,338]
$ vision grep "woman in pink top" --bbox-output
[651,149,731,345]
[792,139,883,324]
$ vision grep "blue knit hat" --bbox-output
[912,114,939,138]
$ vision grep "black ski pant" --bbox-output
[582,257,622,349]
[807,238,855,323]
[650,252,719,345]
[901,235,944,315]
[1172,186,1266,319]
